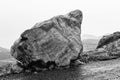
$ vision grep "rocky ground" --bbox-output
[82,58,120,80]
[0,58,120,80]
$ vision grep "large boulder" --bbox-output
[11,10,83,68]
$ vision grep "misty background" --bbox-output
[0,0,120,49]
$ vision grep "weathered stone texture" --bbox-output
[96,32,120,57]
[11,10,83,67]
[97,31,120,49]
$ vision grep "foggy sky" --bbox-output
[0,0,120,49]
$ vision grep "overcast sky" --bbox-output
[0,0,120,49]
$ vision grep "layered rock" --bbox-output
[80,32,120,63]
[11,10,83,68]
[96,31,120,56]
[96,31,120,49]
[80,49,117,63]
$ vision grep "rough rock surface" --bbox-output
[76,32,120,63]
[11,10,83,68]
[96,31,120,49]
[95,31,120,59]
[80,49,120,63]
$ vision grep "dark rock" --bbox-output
[11,10,83,68]
[96,31,120,49]
[80,31,120,63]
[103,39,120,56]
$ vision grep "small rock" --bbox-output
[0,63,23,76]
[97,31,120,49]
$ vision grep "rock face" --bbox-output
[96,31,120,49]
[78,32,120,63]
[103,39,120,56]
[96,32,120,56]
[11,10,83,68]
[80,32,120,62]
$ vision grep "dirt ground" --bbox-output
[1,58,120,80]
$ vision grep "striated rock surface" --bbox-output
[1,59,120,80]
[95,31,120,58]
[79,32,120,63]
[96,31,120,49]
[11,10,83,68]
[80,49,120,63]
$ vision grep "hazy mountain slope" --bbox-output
[82,39,99,51]
[0,47,12,60]
[82,34,100,51]
[82,34,101,40]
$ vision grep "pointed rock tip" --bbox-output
[68,9,83,24]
